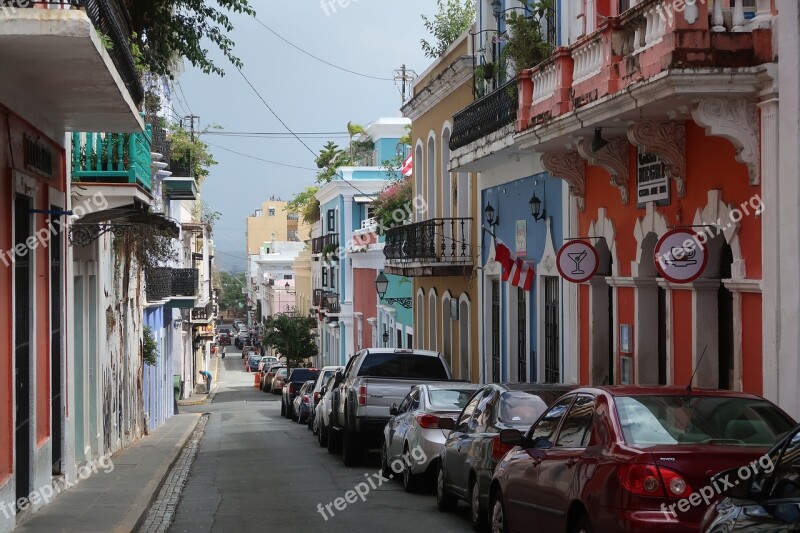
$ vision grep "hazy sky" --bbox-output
[179,1,436,270]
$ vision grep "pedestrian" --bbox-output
[199,370,213,394]
[221,346,226,359]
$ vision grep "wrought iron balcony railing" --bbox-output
[384,218,473,266]
[147,113,170,161]
[322,291,340,314]
[323,233,339,250]
[450,78,518,151]
[312,288,324,307]
[172,268,199,297]
[311,236,324,254]
[146,267,172,302]
[71,125,153,192]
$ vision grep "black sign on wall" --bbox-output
[636,150,669,208]
[23,135,53,178]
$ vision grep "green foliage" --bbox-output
[97,30,114,51]
[219,271,247,313]
[315,141,349,183]
[143,326,158,366]
[373,176,413,231]
[263,314,318,368]
[502,0,555,72]
[420,0,476,59]
[169,123,217,184]
[126,0,256,78]
[287,186,321,224]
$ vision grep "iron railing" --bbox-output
[311,236,324,254]
[8,1,144,105]
[71,125,153,191]
[322,292,340,314]
[147,114,170,161]
[450,78,517,151]
[169,159,191,177]
[146,267,172,301]
[172,268,199,297]
[312,289,324,307]
[384,218,473,266]
[323,233,339,250]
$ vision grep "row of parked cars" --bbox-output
[276,347,800,532]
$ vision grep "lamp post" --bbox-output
[382,327,390,347]
[374,271,412,309]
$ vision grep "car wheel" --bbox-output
[327,427,342,454]
[280,401,286,417]
[402,447,419,493]
[342,428,363,466]
[437,464,457,512]
[286,403,294,419]
[380,439,392,479]
[572,513,592,533]
[470,478,488,531]
[490,491,508,533]
[319,421,329,447]
[307,413,314,431]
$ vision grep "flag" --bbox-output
[401,153,413,177]
[495,240,534,291]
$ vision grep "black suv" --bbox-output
[281,368,319,419]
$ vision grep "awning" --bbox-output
[353,195,376,204]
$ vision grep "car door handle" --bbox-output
[566,458,579,468]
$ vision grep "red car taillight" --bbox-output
[618,464,693,498]
[314,392,321,404]
[491,436,514,463]
[289,383,297,394]
[415,414,440,429]
[358,385,367,406]
[302,395,310,404]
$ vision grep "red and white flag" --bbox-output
[495,240,534,291]
[401,153,413,176]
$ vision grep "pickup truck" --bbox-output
[327,348,454,466]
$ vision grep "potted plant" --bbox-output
[502,0,555,73]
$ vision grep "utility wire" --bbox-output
[206,142,319,171]
[175,79,195,116]
[253,17,394,82]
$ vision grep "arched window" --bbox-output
[427,134,437,219]
[459,296,471,381]
[428,289,438,352]
[442,293,453,371]
[414,142,424,222]
[416,289,425,349]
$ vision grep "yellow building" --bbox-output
[292,249,313,316]
[246,198,312,254]
[388,30,481,383]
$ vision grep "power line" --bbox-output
[253,17,394,82]
[206,142,319,171]
[202,131,350,139]
[235,66,318,157]
[175,79,194,116]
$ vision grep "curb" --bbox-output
[113,414,203,533]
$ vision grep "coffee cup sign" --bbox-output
[654,229,707,283]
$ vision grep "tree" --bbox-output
[169,123,217,183]
[420,0,476,59]
[219,271,247,314]
[263,314,318,368]
[126,0,256,78]
[315,141,350,183]
[287,186,321,224]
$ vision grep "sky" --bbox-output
[178,0,437,271]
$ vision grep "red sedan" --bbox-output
[489,386,796,533]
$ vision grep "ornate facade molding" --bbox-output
[627,120,687,197]
[540,150,586,211]
[577,137,631,204]
[692,98,760,185]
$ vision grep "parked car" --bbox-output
[218,332,231,346]
[247,355,263,373]
[258,356,280,373]
[261,364,285,392]
[328,348,454,466]
[383,382,480,493]
[282,368,320,418]
[436,383,575,528]
[317,372,343,448]
[488,386,795,533]
[242,345,256,359]
[308,366,343,432]
[292,380,317,424]
[700,421,800,532]
[271,368,289,394]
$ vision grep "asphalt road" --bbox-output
[169,348,472,532]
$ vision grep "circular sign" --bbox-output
[556,240,599,283]
[654,229,708,284]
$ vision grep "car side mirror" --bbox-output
[437,417,455,430]
[532,436,553,450]
[390,403,398,416]
[712,467,752,499]
[499,429,524,447]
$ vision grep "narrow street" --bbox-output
[169,350,470,532]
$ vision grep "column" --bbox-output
[691,280,721,388]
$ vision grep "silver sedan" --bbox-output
[382,382,480,493]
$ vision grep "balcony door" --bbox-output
[15,195,32,505]
[491,279,501,383]
[544,276,560,383]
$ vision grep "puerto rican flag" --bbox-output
[401,153,413,177]
[494,239,534,291]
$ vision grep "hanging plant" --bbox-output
[143,326,158,366]
[373,176,413,232]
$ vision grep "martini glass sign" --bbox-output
[557,241,599,283]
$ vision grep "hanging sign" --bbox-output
[556,240,599,283]
[654,229,707,283]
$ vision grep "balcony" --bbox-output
[312,288,324,308]
[450,78,518,151]
[383,218,473,277]
[321,292,341,314]
[0,0,144,132]
[311,236,324,255]
[146,267,199,308]
[190,302,214,323]
[516,0,774,141]
[71,126,153,192]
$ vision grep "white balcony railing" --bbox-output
[532,62,559,104]
[572,38,603,84]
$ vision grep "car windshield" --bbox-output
[615,395,795,447]
[357,353,448,379]
[497,391,549,425]
[250,356,262,363]
[428,389,476,410]
[277,368,288,376]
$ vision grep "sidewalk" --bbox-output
[15,413,202,533]
[178,357,220,406]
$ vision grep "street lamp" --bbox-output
[484,201,497,226]
[382,327,390,347]
[374,272,412,309]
